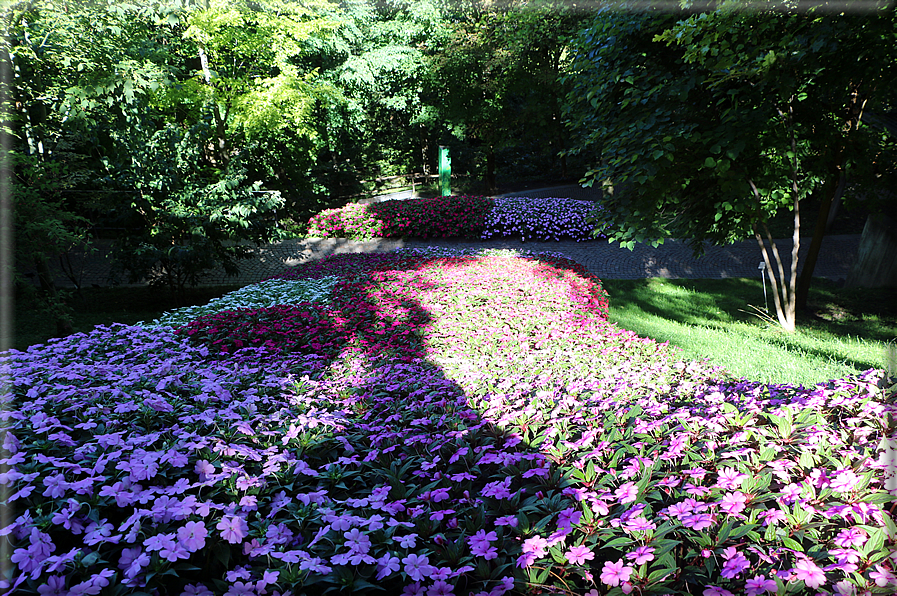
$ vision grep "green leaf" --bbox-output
[704,157,716,168]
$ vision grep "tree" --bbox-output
[564,1,897,331]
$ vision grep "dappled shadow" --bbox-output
[171,250,579,594]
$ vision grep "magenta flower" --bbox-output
[614,482,639,504]
[626,546,655,565]
[600,559,633,586]
[703,587,734,596]
[745,575,778,595]
[792,557,827,588]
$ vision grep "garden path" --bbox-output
[36,185,860,288]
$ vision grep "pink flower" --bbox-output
[600,559,633,586]
[719,491,748,515]
[565,545,595,566]
[216,516,248,545]
[522,536,548,558]
[614,482,639,504]
[870,564,897,587]
[626,546,655,565]
[792,557,827,588]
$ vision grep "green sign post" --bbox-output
[438,146,451,197]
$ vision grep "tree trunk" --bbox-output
[796,166,845,310]
[34,255,74,338]
[485,146,497,194]
[198,46,228,167]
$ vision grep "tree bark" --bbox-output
[198,46,228,167]
[796,164,846,310]
[34,255,73,337]
[485,146,497,194]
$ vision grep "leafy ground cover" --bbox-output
[306,196,602,242]
[4,247,896,596]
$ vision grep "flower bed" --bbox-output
[306,196,605,242]
[3,249,895,596]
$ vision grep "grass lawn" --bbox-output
[602,278,897,386]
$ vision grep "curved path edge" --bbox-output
[41,234,860,288]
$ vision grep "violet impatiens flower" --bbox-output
[402,553,435,582]
[216,515,249,544]
[745,575,778,596]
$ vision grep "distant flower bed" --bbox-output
[306,196,605,242]
[4,248,896,596]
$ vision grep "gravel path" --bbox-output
[26,184,860,288]
[39,234,860,289]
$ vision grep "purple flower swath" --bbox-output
[3,247,896,595]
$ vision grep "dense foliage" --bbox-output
[563,2,897,329]
[306,196,602,242]
[6,0,589,321]
[4,248,896,595]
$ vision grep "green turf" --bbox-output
[601,277,897,385]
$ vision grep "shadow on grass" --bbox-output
[601,277,897,376]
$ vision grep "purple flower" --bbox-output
[467,530,497,550]
[471,543,498,560]
[397,533,418,548]
[745,575,778,596]
[177,521,208,552]
[376,554,401,580]
[37,576,66,596]
[343,528,372,555]
[427,580,454,596]
[402,554,435,582]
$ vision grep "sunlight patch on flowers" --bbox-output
[3,249,896,596]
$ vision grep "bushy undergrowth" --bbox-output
[305,196,604,242]
[3,249,896,596]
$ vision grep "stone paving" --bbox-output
[41,233,861,289]
[29,184,860,288]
